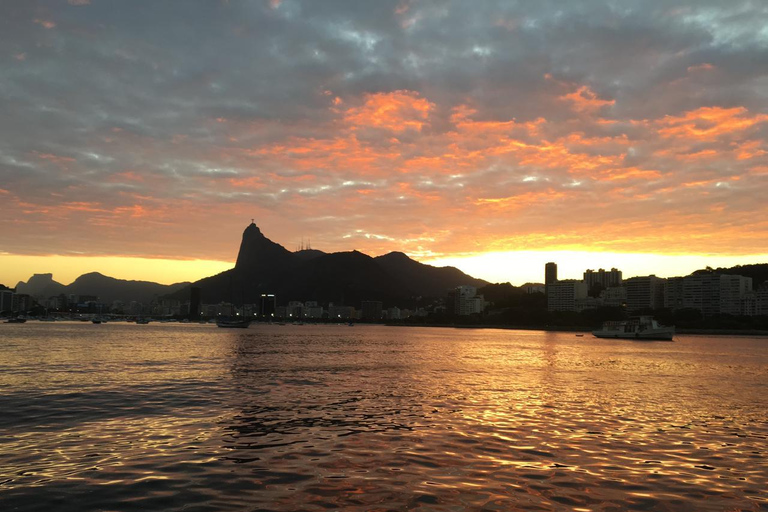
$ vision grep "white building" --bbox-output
[451,285,485,315]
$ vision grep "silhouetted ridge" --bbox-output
[170,223,489,305]
[15,273,66,298]
[66,272,189,303]
[293,249,326,262]
[375,251,487,297]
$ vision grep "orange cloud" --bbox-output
[657,106,768,140]
[344,90,434,132]
[734,140,766,160]
[475,189,567,209]
[560,86,615,113]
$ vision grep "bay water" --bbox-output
[1,322,766,511]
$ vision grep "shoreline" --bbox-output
[384,323,768,336]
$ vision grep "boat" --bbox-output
[136,318,150,325]
[216,277,251,329]
[4,317,27,324]
[216,317,251,329]
[592,316,674,341]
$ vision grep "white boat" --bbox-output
[592,316,674,341]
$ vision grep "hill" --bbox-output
[15,273,66,298]
[172,222,487,306]
[692,264,768,289]
[15,272,189,304]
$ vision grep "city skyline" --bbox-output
[2,1,767,286]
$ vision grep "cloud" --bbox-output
[0,0,767,271]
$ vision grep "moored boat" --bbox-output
[216,317,251,329]
[4,317,27,324]
[592,316,674,341]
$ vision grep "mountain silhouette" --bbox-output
[16,272,189,304]
[173,222,487,306]
[374,251,486,297]
[235,222,294,271]
[15,273,66,298]
[66,273,189,304]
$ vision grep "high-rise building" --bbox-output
[664,277,685,310]
[719,275,752,315]
[0,289,14,313]
[545,262,558,286]
[547,280,588,312]
[584,268,622,289]
[260,294,276,317]
[756,283,768,316]
[625,275,666,312]
[667,273,753,316]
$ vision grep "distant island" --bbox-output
[2,222,767,332]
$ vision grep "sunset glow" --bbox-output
[1,1,767,286]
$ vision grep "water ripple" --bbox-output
[0,323,766,510]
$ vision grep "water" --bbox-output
[1,322,766,511]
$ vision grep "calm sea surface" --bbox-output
[1,322,766,511]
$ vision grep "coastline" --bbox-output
[384,323,768,336]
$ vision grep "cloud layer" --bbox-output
[1,0,767,268]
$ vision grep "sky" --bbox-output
[1,0,767,287]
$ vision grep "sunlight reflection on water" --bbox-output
[0,323,766,511]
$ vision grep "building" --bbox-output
[328,304,355,320]
[303,301,324,319]
[625,275,666,312]
[523,283,545,294]
[545,262,558,286]
[449,285,485,315]
[547,280,588,312]
[584,268,622,290]
[0,289,15,313]
[189,287,201,320]
[286,301,304,319]
[664,277,685,310]
[259,294,276,317]
[756,283,768,316]
[575,296,603,312]
[601,286,627,308]
[719,274,752,315]
[360,300,383,321]
[664,273,754,316]
[386,306,401,320]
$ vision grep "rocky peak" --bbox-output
[234,222,293,270]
